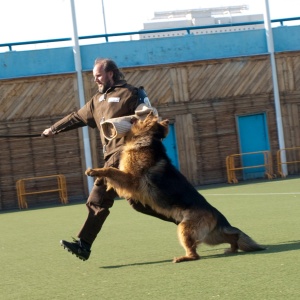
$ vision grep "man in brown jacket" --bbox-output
[42,58,175,261]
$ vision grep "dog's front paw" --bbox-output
[85,168,98,177]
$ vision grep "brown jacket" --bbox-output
[51,80,142,160]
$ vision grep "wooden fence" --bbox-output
[0,51,300,209]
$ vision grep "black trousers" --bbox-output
[77,151,177,245]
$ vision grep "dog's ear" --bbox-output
[162,119,169,138]
[155,119,169,138]
[160,119,169,127]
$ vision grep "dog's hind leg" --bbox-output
[207,227,239,254]
[223,227,266,252]
[222,226,266,254]
[203,227,239,254]
[223,233,239,254]
[173,222,200,263]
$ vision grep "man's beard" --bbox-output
[98,84,108,93]
[98,80,113,93]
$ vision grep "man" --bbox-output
[42,58,175,261]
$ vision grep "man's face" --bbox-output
[93,64,114,93]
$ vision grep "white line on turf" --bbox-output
[203,192,300,196]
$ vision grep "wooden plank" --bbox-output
[175,113,199,185]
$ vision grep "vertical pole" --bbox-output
[70,0,94,192]
[101,0,108,42]
[263,0,288,176]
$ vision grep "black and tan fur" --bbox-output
[86,112,265,263]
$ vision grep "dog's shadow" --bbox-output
[100,240,300,269]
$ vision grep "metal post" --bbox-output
[263,0,288,176]
[101,0,108,42]
[70,0,94,192]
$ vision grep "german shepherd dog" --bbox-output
[86,112,265,263]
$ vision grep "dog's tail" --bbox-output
[224,226,266,252]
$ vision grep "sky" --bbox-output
[0,0,299,46]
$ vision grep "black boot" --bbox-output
[60,238,91,261]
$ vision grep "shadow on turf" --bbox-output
[263,240,300,254]
[100,240,300,268]
[100,251,254,269]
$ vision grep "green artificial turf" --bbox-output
[1,177,299,300]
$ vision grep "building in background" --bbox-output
[140,5,263,39]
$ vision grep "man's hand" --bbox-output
[42,127,55,137]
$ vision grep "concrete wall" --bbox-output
[1,25,300,80]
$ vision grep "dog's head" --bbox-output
[130,111,169,140]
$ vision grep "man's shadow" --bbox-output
[100,240,300,269]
